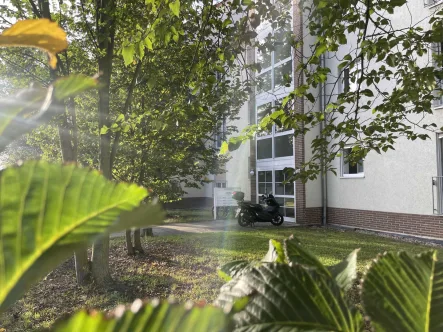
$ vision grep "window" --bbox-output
[255,3,292,95]
[275,170,294,195]
[432,42,443,106]
[258,171,273,194]
[216,182,227,188]
[215,119,226,149]
[256,99,294,160]
[425,0,443,7]
[341,147,364,178]
[338,64,359,94]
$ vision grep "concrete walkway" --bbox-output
[112,219,297,238]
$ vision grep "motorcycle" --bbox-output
[232,191,284,227]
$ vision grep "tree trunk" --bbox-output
[142,228,154,237]
[91,0,116,286]
[126,230,135,256]
[38,0,91,286]
[74,250,89,285]
[134,229,144,253]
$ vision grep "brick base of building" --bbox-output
[297,207,323,225]
[328,207,443,239]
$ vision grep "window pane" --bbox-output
[258,183,266,194]
[342,148,364,175]
[275,170,284,182]
[258,171,266,182]
[265,171,273,182]
[275,29,291,63]
[275,183,284,195]
[257,71,272,93]
[257,138,272,159]
[274,135,293,158]
[285,198,295,207]
[285,208,295,217]
[257,103,272,136]
[256,48,271,69]
[274,61,292,87]
[266,183,273,194]
[276,197,284,206]
[285,183,294,195]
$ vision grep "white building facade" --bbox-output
[185,0,443,240]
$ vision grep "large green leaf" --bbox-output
[219,260,251,281]
[215,263,363,331]
[219,240,285,282]
[262,239,285,263]
[285,236,358,291]
[329,249,358,292]
[51,299,232,331]
[362,251,443,332]
[284,236,328,272]
[0,161,164,313]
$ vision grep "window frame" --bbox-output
[425,0,443,7]
[214,118,227,149]
[256,97,295,161]
[340,147,365,179]
[338,63,360,94]
[256,168,295,220]
[255,4,293,97]
[216,181,227,188]
[432,42,443,107]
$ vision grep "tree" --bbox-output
[0,0,258,278]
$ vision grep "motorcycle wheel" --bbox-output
[271,214,284,226]
[237,213,249,227]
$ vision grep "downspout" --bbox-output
[319,53,328,226]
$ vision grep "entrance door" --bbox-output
[257,169,295,222]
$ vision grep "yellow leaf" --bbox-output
[220,141,229,155]
[0,19,67,69]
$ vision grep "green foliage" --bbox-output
[363,251,443,332]
[0,161,160,313]
[42,234,443,332]
[52,299,232,331]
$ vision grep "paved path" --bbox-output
[112,219,297,238]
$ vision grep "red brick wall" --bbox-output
[292,0,310,223]
[328,207,443,239]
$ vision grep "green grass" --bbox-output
[164,208,213,223]
[2,227,441,331]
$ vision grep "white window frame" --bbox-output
[214,119,227,149]
[216,181,227,188]
[425,0,443,8]
[340,146,365,179]
[255,2,293,98]
[432,42,443,107]
[256,96,295,162]
[338,63,360,94]
[256,167,295,222]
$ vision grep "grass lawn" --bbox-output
[164,208,213,223]
[2,227,442,331]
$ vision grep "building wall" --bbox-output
[325,1,443,218]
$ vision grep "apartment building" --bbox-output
[185,0,443,240]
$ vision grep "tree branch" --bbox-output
[110,60,143,170]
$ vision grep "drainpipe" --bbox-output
[319,53,328,226]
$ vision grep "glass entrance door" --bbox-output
[257,169,295,222]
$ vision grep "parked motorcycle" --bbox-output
[232,191,284,227]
